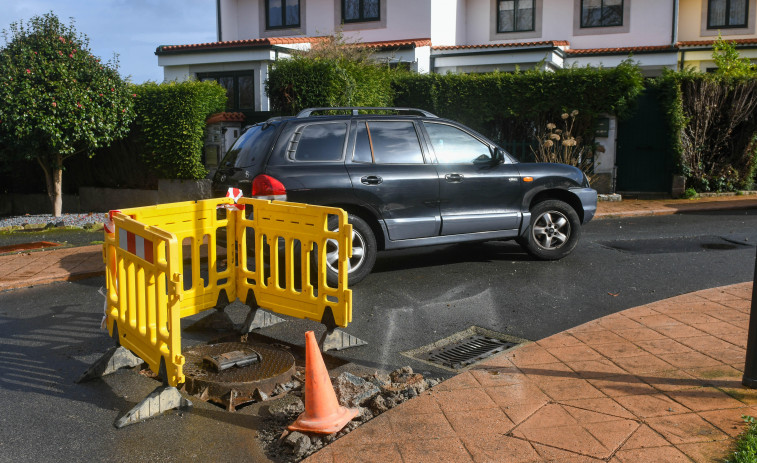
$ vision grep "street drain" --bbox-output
[420,335,517,369]
[403,326,528,372]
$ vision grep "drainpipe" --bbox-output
[672,0,679,69]
[671,0,679,45]
[216,0,222,42]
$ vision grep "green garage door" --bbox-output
[616,87,672,193]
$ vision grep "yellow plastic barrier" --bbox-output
[103,197,352,386]
[236,197,353,328]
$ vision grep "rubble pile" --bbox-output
[258,366,441,463]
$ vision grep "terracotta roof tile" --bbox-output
[206,112,245,124]
[157,37,431,54]
[360,38,432,48]
[157,36,324,53]
[432,40,569,51]
[565,45,676,56]
[677,38,757,47]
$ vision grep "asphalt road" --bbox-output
[1,208,756,461]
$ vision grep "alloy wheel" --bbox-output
[532,210,571,250]
[325,228,366,274]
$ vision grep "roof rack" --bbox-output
[296,107,438,118]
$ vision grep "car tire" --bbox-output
[324,213,377,286]
[521,199,581,260]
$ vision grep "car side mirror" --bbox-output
[492,147,505,164]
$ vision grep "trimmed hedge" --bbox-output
[134,80,226,179]
[265,55,395,114]
[391,61,645,149]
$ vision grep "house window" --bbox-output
[342,0,380,23]
[266,0,300,29]
[497,0,535,33]
[581,0,623,28]
[198,72,254,111]
[708,0,748,28]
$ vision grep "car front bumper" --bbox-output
[571,187,597,223]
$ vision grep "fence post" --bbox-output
[742,245,757,387]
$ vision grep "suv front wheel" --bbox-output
[324,213,377,286]
[521,199,581,260]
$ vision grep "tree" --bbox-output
[712,34,757,77]
[0,13,135,216]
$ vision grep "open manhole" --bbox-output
[403,327,528,372]
[600,236,752,255]
[182,341,296,411]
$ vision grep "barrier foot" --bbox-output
[114,386,192,428]
[185,308,235,332]
[76,346,143,383]
[319,329,367,352]
[240,306,286,333]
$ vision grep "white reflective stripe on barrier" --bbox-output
[119,230,154,263]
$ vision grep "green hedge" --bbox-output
[391,61,645,149]
[134,80,226,179]
[265,55,395,114]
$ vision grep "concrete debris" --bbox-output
[259,366,443,463]
[333,372,381,408]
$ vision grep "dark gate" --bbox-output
[616,87,672,193]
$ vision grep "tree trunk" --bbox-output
[37,155,64,217]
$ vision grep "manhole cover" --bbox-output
[600,236,752,254]
[403,326,527,372]
[182,342,296,411]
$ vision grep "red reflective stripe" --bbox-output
[127,232,136,254]
[143,238,153,263]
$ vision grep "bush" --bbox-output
[656,71,757,192]
[133,80,226,179]
[265,55,395,115]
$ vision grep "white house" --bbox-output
[156,0,757,194]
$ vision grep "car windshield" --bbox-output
[220,123,278,168]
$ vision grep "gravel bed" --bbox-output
[0,213,107,229]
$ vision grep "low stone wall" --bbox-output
[3,179,213,215]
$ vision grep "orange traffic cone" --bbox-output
[288,331,358,434]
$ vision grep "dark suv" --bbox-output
[212,107,597,285]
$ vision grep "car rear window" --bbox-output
[220,123,278,168]
[290,122,347,162]
[353,121,424,164]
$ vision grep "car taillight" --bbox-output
[251,174,287,201]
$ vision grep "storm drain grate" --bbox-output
[418,335,519,370]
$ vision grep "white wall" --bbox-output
[430,0,464,46]
[223,0,434,42]
[465,0,672,48]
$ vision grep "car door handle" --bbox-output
[361,175,383,185]
[445,173,463,183]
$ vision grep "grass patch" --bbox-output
[726,416,757,463]
[89,241,104,245]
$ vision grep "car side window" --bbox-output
[423,122,491,164]
[353,121,425,164]
[290,122,347,162]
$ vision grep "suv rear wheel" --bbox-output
[325,213,377,286]
[521,199,581,260]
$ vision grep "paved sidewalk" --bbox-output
[305,283,756,463]
[0,244,103,291]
